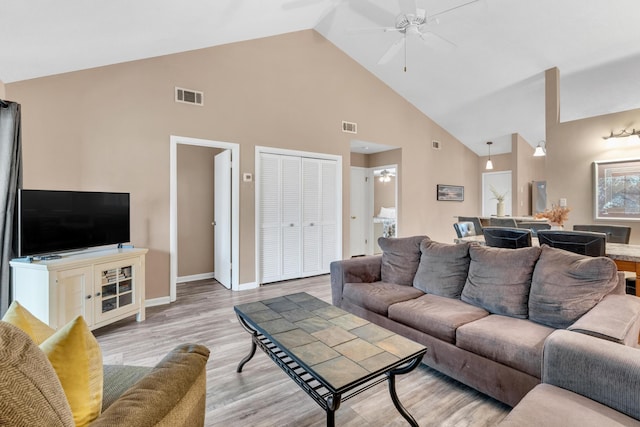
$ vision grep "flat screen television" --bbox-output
[17,189,130,258]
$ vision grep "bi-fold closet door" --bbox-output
[259,152,338,284]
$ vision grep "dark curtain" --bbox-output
[0,100,21,317]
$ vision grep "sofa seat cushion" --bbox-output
[456,315,554,377]
[388,294,489,344]
[343,282,424,316]
[413,240,472,298]
[529,245,619,329]
[499,384,640,427]
[461,245,541,319]
[378,236,427,285]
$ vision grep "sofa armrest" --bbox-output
[543,330,640,420]
[90,344,210,427]
[330,255,382,306]
[568,294,640,347]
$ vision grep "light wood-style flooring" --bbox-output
[93,275,510,426]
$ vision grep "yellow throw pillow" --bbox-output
[2,300,55,345]
[40,316,103,427]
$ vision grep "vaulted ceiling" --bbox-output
[3,0,640,155]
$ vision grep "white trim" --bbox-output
[170,135,241,301]
[255,146,343,285]
[145,296,171,308]
[176,272,215,284]
[238,281,259,291]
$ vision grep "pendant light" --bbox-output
[485,141,494,170]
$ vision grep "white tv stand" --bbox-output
[10,247,147,331]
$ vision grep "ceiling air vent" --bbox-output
[342,121,357,134]
[175,87,204,106]
[432,140,441,150]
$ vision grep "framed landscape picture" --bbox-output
[437,184,464,202]
[594,159,640,220]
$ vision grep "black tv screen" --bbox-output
[18,190,130,257]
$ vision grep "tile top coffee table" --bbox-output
[234,292,426,426]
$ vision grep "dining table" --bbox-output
[455,235,640,297]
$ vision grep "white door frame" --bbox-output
[170,135,240,300]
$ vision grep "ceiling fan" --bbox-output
[352,0,481,71]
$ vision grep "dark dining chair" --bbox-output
[458,216,484,234]
[572,225,631,244]
[454,222,476,238]
[537,230,606,257]
[517,222,551,237]
[483,227,532,249]
[489,217,518,227]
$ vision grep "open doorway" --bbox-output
[350,140,400,256]
[170,136,240,300]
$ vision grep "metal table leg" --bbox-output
[387,355,423,427]
[236,314,258,373]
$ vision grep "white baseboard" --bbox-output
[176,272,215,283]
[237,281,259,291]
[145,296,171,308]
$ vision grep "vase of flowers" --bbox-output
[490,185,508,217]
[534,205,571,229]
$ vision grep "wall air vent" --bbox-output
[342,121,357,134]
[432,140,441,150]
[175,87,204,106]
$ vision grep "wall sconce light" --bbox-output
[603,129,640,140]
[485,141,494,170]
[533,140,546,157]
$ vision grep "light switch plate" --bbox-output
[243,173,252,182]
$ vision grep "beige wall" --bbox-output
[478,137,546,217]
[0,80,5,99]
[349,152,368,168]
[177,145,223,277]
[545,67,640,242]
[513,134,546,216]
[7,30,480,299]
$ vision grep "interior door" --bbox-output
[350,167,368,256]
[214,150,232,289]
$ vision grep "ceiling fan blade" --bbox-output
[282,0,322,9]
[429,0,480,19]
[347,26,396,34]
[418,30,457,49]
[378,36,405,65]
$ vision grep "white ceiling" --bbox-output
[2,0,640,156]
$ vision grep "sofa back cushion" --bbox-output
[413,240,471,298]
[378,236,427,285]
[529,245,618,329]
[0,321,75,427]
[461,245,541,318]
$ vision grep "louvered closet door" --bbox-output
[259,153,302,283]
[302,158,321,274]
[259,153,282,282]
[320,160,338,269]
[280,156,301,278]
[302,158,338,275]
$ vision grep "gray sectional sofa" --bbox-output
[500,329,640,426]
[330,236,640,407]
